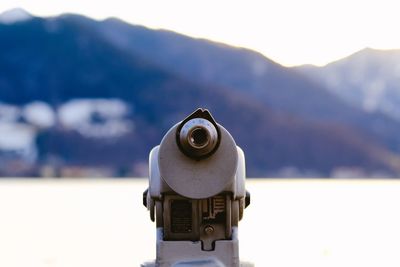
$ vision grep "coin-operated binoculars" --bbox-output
[142,108,251,267]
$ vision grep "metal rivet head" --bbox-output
[204,225,214,235]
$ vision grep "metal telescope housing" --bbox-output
[142,108,251,267]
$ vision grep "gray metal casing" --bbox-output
[147,145,246,203]
[143,122,249,267]
[147,136,246,203]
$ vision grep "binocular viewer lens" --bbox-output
[178,118,219,159]
[189,127,209,148]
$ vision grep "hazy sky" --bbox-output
[1,0,399,66]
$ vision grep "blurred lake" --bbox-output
[0,179,400,267]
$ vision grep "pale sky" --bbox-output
[1,0,400,66]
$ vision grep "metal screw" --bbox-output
[204,225,214,235]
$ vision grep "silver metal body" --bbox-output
[142,109,252,267]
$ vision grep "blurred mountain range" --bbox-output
[1,9,400,177]
[297,48,400,121]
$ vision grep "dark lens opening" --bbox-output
[190,128,209,147]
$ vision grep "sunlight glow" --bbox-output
[1,0,400,66]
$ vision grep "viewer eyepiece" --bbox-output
[178,118,218,159]
[189,127,209,148]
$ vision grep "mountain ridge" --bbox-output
[296,47,400,122]
[0,8,33,24]
[94,18,400,155]
[0,11,400,177]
